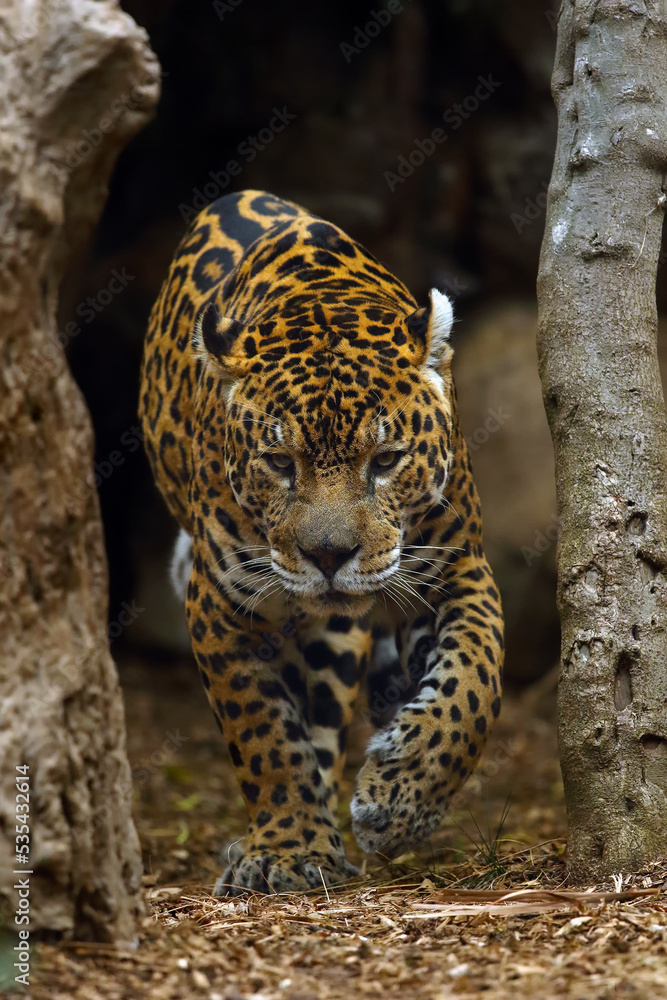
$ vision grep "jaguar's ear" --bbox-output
[406,288,454,372]
[193,303,257,387]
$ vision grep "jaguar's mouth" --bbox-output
[300,588,376,618]
[325,588,354,602]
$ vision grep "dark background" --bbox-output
[57,0,667,684]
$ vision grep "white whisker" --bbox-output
[402,544,464,552]
[383,579,414,616]
[391,574,440,619]
[396,569,451,598]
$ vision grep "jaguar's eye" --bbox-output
[267,452,295,474]
[371,451,405,474]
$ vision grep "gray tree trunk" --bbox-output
[537,0,667,881]
[0,1,159,940]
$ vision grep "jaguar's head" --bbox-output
[194,289,456,617]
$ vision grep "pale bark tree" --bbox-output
[0,1,159,939]
[537,0,667,880]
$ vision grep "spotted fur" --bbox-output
[140,190,504,895]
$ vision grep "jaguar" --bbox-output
[139,188,504,895]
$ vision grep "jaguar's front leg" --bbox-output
[186,572,359,895]
[298,615,372,817]
[351,544,503,856]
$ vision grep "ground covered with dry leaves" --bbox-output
[25,658,667,999]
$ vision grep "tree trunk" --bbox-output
[537,0,667,881]
[0,1,159,941]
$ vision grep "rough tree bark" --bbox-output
[537,0,667,881]
[0,2,159,939]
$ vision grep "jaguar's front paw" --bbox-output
[214,845,359,897]
[351,764,445,856]
[350,733,458,855]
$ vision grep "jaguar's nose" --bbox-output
[299,543,360,580]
